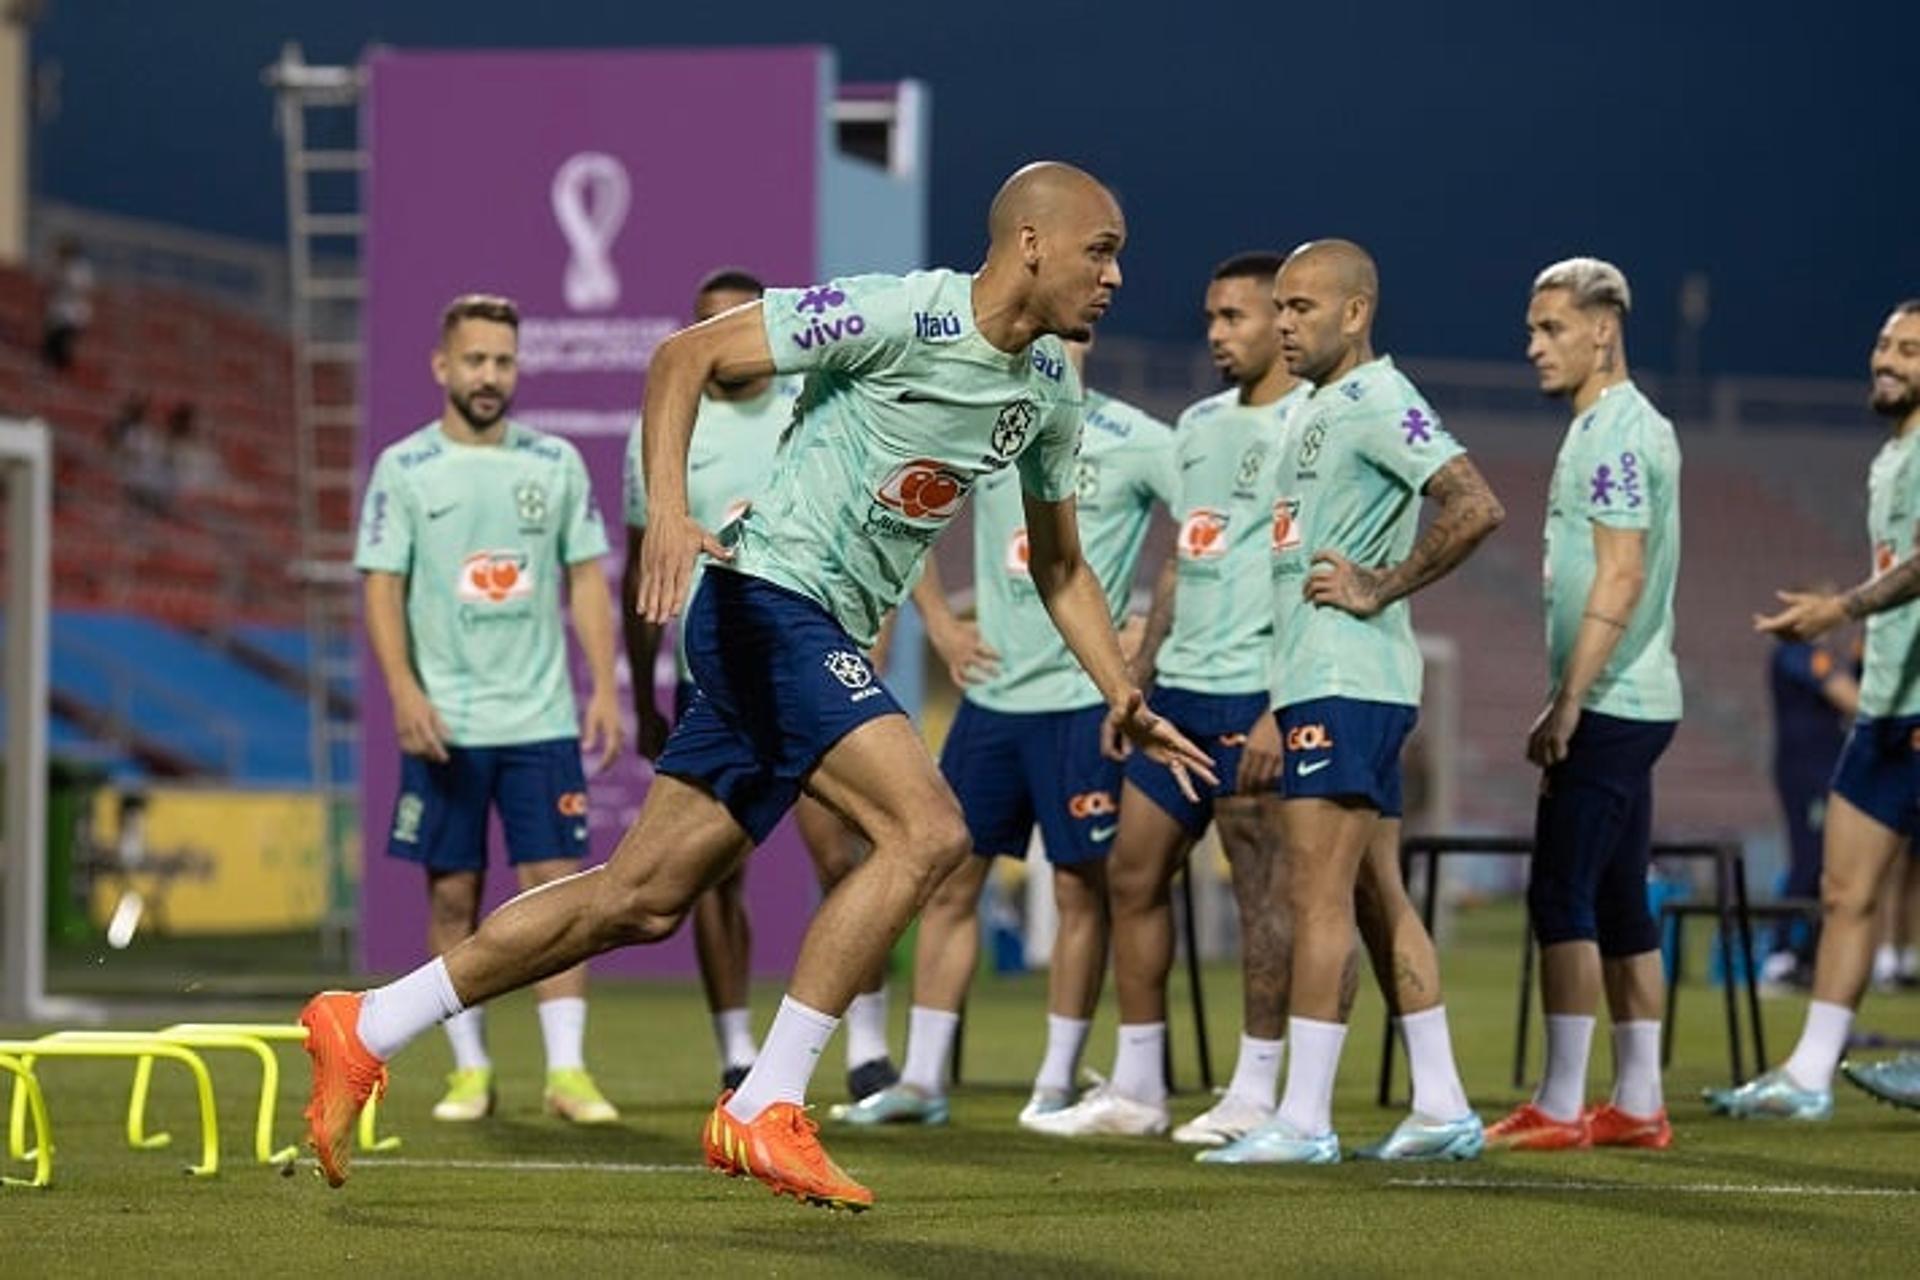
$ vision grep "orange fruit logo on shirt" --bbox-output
[457,551,535,604]
[1006,527,1031,576]
[876,459,971,521]
[1271,498,1302,554]
[1179,508,1229,560]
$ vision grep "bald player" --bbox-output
[1206,240,1502,1165]
[297,162,1216,1212]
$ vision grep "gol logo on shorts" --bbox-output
[457,550,534,604]
[556,791,589,817]
[1286,724,1335,751]
[1178,508,1229,560]
[875,459,971,520]
[1068,790,1117,818]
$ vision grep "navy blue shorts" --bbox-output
[940,699,1119,865]
[1831,714,1920,837]
[1275,696,1417,817]
[1123,686,1274,837]
[388,738,590,871]
[655,569,905,843]
[673,679,698,725]
[1530,710,1676,955]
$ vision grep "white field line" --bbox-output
[355,1157,709,1175]
[1388,1177,1919,1198]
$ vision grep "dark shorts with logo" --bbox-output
[1124,686,1275,837]
[656,568,904,843]
[1831,713,1920,837]
[388,738,589,871]
[940,698,1119,866]
[1274,696,1418,818]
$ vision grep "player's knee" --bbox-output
[591,879,688,948]
[1594,897,1659,959]
[1818,862,1878,921]
[1054,865,1107,921]
[1109,856,1167,919]
[915,809,972,880]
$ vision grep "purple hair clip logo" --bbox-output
[1402,408,1433,445]
[796,286,847,315]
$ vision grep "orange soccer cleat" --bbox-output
[1585,1102,1672,1149]
[1484,1102,1591,1151]
[703,1091,873,1212]
[299,991,388,1188]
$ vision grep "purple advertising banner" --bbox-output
[361,48,828,977]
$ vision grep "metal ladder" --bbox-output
[264,44,366,967]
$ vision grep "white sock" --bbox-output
[1609,1020,1663,1116]
[1534,1014,1596,1122]
[1398,1006,1471,1121]
[443,1006,490,1071]
[713,1007,757,1071]
[844,989,891,1069]
[724,996,837,1121]
[1783,999,1853,1092]
[1224,1033,1285,1111]
[1034,1014,1091,1095]
[1274,1016,1347,1138]
[357,956,464,1061]
[899,1005,960,1095]
[1110,1021,1168,1105]
[538,996,587,1072]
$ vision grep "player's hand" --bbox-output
[1526,695,1581,769]
[1236,710,1283,795]
[1754,590,1849,642]
[929,617,1000,687]
[633,698,671,762]
[638,511,731,623]
[1303,550,1388,619]
[582,687,624,774]
[1102,689,1217,802]
[393,683,451,763]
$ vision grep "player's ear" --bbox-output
[430,344,450,388]
[1020,224,1042,271]
[1343,292,1371,339]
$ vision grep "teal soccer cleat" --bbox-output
[1703,1068,1833,1120]
[1196,1115,1341,1165]
[1352,1112,1485,1161]
[1840,1052,1920,1112]
[827,1081,950,1127]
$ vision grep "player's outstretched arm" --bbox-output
[1528,524,1646,767]
[1023,490,1216,798]
[1304,454,1505,618]
[1757,556,1920,640]
[636,305,776,622]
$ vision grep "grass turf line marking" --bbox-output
[1388,1178,1919,1198]
[357,1157,709,1175]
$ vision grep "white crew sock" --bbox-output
[357,956,465,1061]
[1609,1020,1663,1116]
[1783,999,1854,1092]
[1224,1033,1285,1111]
[1034,1014,1091,1095]
[1534,1014,1596,1122]
[1274,1016,1347,1137]
[443,1006,490,1071]
[724,996,838,1121]
[899,1005,960,1095]
[1398,1006,1472,1121]
[538,996,587,1073]
[844,989,891,1068]
[1110,1021,1168,1105]
[713,1007,758,1071]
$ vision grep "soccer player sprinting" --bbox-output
[1205,240,1502,1164]
[1715,299,1920,1119]
[356,295,624,1127]
[300,163,1215,1210]
[835,333,1177,1129]
[1028,252,1311,1143]
[1484,258,1684,1151]
[623,268,898,1103]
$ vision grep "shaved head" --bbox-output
[1283,239,1379,304]
[988,161,1119,245]
[1274,238,1380,384]
[977,161,1126,344]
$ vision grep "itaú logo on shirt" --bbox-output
[1271,498,1302,554]
[875,459,972,521]
[458,550,534,604]
[1005,527,1031,576]
[1178,508,1230,560]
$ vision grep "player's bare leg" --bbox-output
[795,793,897,1099]
[691,870,756,1087]
[1026,859,1109,1118]
[514,857,617,1123]
[426,870,492,1120]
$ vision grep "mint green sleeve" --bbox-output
[622,416,647,529]
[1583,408,1655,531]
[1137,421,1179,509]
[559,443,610,564]
[1353,396,1464,493]
[1017,397,1083,503]
[353,449,412,574]
[761,274,910,376]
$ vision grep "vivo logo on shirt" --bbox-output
[914,311,963,341]
[791,314,867,351]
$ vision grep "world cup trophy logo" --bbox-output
[551,152,631,312]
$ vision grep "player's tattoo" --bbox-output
[1364,456,1505,609]
[1393,952,1426,1001]
[1844,554,1920,619]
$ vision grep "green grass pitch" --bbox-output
[6,903,1916,1276]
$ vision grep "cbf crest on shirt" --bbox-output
[355,420,609,746]
[728,270,1084,647]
